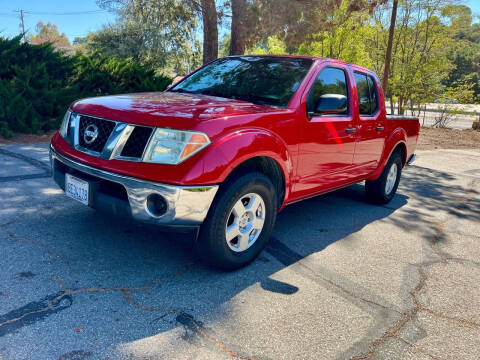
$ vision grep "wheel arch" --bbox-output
[368,127,408,181]
[221,155,287,210]
[393,142,407,165]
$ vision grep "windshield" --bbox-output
[170,56,313,108]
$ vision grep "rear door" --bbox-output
[294,62,357,197]
[352,70,386,173]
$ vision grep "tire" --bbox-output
[365,151,403,204]
[196,172,277,270]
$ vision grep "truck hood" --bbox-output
[70,92,282,130]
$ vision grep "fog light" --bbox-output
[145,193,168,217]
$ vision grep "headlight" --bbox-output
[59,109,71,138]
[143,128,210,164]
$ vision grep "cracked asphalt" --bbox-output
[0,144,479,360]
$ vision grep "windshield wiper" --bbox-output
[169,88,197,94]
[171,88,228,99]
[197,90,231,99]
[229,94,276,107]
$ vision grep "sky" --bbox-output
[0,0,479,42]
[0,0,116,41]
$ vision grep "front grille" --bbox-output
[78,115,116,153]
[120,126,153,158]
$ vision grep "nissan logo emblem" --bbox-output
[83,124,99,144]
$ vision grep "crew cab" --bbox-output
[50,55,419,269]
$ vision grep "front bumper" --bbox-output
[50,145,218,227]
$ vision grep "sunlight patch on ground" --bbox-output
[41,188,63,195]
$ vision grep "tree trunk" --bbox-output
[201,0,218,64]
[382,0,398,94]
[423,104,426,127]
[230,0,247,55]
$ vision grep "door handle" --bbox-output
[376,126,384,131]
[345,128,357,133]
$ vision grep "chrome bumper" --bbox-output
[50,145,218,227]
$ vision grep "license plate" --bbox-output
[65,173,89,205]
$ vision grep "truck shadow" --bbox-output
[1,161,479,358]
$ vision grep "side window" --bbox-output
[367,76,378,113]
[307,67,348,115]
[354,73,370,115]
[354,71,379,116]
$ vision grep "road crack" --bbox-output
[0,263,255,359]
[122,287,257,359]
[267,238,404,316]
[395,336,441,360]
[0,264,193,331]
[1,221,69,264]
[352,179,480,360]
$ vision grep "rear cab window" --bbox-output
[353,71,379,116]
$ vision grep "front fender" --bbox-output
[367,127,407,181]
[182,129,293,196]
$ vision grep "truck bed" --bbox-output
[386,114,419,121]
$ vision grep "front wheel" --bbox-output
[196,172,277,270]
[365,151,403,204]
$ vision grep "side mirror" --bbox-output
[308,94,347,117]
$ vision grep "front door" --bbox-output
[294,64,357,198]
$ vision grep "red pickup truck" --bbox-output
[50,55,419,269]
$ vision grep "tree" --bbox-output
[243,0,376,51]
[81,22,145,62]
[28,22,71,50]
[369,0,457,113]
[442,5,480,101]
[230,0,247,55]
[297,0,375,67]
[95,0,223,68]
[382,0,398,99]
[250,36,288,55]
[95,0,200,72]
[201,0,218,63]
[218,34,231,57]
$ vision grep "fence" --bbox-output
[386,103,480,130]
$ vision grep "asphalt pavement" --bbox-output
[0,144,479,360]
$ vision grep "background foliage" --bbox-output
[85,0,479,110]
[0,35,171,138]
[1,0,479,138]
[246,0,479,111]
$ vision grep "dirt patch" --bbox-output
[417,127,480,150]
[0,131,56,145]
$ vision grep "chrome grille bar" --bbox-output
[65,112,153,162]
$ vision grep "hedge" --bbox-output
[0,35,172,138]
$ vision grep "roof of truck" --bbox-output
[223,55,378,77]
[225,54,358,67]
[226,54,324,60]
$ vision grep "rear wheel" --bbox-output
[197,172,277,270]
[365,151,403,204]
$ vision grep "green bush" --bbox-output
[0,35,73,137]
[70,50,172,98]
[0,36,172,138]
